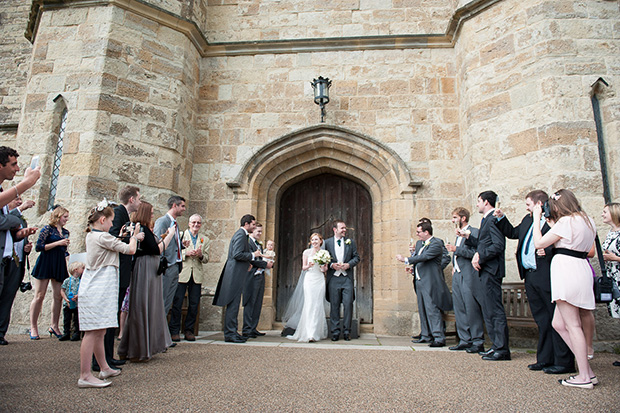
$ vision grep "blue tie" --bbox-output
[524,228,534,255]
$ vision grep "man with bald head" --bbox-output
[169,214,210,342]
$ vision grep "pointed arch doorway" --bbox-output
[276,173,373,324]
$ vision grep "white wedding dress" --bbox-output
[284,249,328,342]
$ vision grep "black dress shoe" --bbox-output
[58,333,70,341]
[169,342,177,347]
[528,362,550,371]
[224,336,246,343]
[412,338,432,343]
[613,361,620,367]
[0,338,8,345]
[429,341,445,347]
[449,343,472,351]
[242,333,257,339]
[543,365,576,374]
[411,334,421,340]
[253,330,266,336]
[479,348,494,356]
[466,345,484,354]
[331,335,339,341]
[109,359,126,366]
[344,334,351,341]
[482,351,511,361]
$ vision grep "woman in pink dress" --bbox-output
[532,189,596,389]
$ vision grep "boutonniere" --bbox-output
[423,239,431,247]
[345,239,351,245]
[200,237,204,244]
[257,240,263,246]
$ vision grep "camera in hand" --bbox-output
[19,281,32,293]
[542,201,551,218]
[122,221,134,235]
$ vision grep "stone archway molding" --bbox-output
[226,125,422,197]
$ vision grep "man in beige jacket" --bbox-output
[169,214,210,341]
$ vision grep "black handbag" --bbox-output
[593,235,614,303]
[157,255,168,275]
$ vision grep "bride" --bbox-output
[283,233,329,342]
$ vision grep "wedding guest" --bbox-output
[169,214,210,342]
[532,189,597,389]
[118,202,175,361]
[0,146,40,346]
[78,201,143,388]
[98,186,141,371]
[59,261,83,341]
[601,202,620,366]
[153,195,187,314]
[29,206,70,339]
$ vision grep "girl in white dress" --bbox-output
[284,233,329,342]
[77,201,143,388]
[533,189,596,389]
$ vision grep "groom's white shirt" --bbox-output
[334,236,347,277]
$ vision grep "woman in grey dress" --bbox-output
[118,202,175,361]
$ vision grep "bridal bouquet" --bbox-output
[312,250,332,265]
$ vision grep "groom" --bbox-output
[324,220,361,341]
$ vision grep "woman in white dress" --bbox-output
[284,233,329,342]
[533,189,596,389]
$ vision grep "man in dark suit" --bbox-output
[494,190,575,373]
[397,220,452,347]
[446,207,485,353]
[467,190,511,361]
[324,220,360,341]
[0,146,40,346]
[242,223,272,338]
[213,214,264,343]
[94,185,141,371]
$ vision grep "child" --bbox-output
[263,240,276,276]
[59,262,84,341]
[77,200,143,389]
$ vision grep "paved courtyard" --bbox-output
[1,331,618,411]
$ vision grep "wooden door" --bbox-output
[276,173,373,323]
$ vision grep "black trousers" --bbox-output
[480,270,510,352]
[328,276,354,336]
[62,306,79,335]
[169,273,202,335]
[0,257,20,339]
[524,268,574,367]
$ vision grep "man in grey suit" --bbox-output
[154,195,186,315]
[213,214,263,343]
[324,220,360,341]
[397,220,452,347]
[0,146,40,345]
[242,223,272,338]
[446,207,485,353]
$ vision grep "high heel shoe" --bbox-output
[29,331,40,340]
[48,327,62,338]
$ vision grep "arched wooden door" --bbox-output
[276,173,373,324]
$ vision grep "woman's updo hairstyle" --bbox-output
[85,204,114,233]
[307,232,324,247]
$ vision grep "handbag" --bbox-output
[593,235,614,303]
[157,255,168,275]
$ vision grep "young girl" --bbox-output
[77,201,144,388]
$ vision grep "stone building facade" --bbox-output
[1,0,619,337]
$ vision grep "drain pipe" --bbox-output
[590,77,611,203]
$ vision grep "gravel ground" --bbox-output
[1,331,618,412]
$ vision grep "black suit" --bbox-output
[495,214,574,367]
[242,237,268,335]
[95,204,131,366]
[466,211,509,353]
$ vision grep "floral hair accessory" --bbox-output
[551,192,561,201]
[96,198,110,211]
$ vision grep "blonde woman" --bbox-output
[533,189,596,389]
[29,206,70,339]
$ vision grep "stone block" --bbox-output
[117,78,149,102]
[538,121,596,148]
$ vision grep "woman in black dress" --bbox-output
[29,206,70,339]
[118,202,175,361]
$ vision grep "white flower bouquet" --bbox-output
[312,250,332,265]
